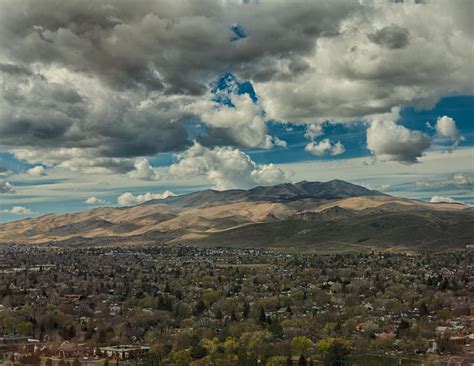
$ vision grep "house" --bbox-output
[98,345,149,360]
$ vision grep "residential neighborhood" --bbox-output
[0,244,472,365]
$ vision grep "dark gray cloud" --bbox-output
[0,0,358,94]
[0,63,34,76]
[368,24,410,49]
[0,63,190,160]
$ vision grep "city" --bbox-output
[0,244,472,365]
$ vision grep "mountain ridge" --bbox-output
[0,180,472,252]
[145,179,385,207]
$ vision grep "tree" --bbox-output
[223,337,239,362]
[316,338,351,366]
[291,336,312,357]
[298,355,307,366]
[259,306,267,323]
[194,299,206,315]
[243,302,250,319]
[265,356,288,366]
[149,341,171,364]
[190,343,207,359]
[170,349,192,366]
[241,330,273,365]
[3,316,17,335]
[396,319,410,337]
[419,302,429,317]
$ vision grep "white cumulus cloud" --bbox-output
[117,191,176,206]
[169,142,291,190]
[367,120,431,164]
[305,139,345,156]
[304,124,324,140]
[430,195,455,203]
[26,165,47,177]
[128,159,160,181]
[85,196,106,205]
[453,174,472,185]
[192,93,277,149]
[435,115,464,147]
[1,206,32,215]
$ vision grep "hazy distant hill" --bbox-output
[0,180,472,252]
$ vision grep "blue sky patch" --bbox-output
[230,24,247,42]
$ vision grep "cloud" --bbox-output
[169,142,291,190]
[0,1,357,93]
[195,93,266,148]
[0,0,358,171]
[367,24,410,50]
[117,190,176,206]
[0,181,15,193]
[1,206,32,215]
[192,73,289,150]
[430,195,455,204]
[128,159,160,181]
[435,115,464,147]
[257,1,474,123]
[0,167,12,177]
[0,67,191,170]
[85,196,106,205]
[26,165,47,176]
[0,0,471,178]
[305,139,345,156]
[272,137,288,149]
[367,120,431,164]
[416,180,436,189]
[304,124,324,140]
[415,173,472,189]
[453,174,472,186]
[13,148,136,174]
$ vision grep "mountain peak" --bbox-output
[153,179,385,208]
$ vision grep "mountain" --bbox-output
[147,179,384,207]
[0,180,472,252]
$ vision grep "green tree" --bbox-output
[291,336,312,357]
[316,338,351,366]
[17,321,33,336]
[265,356,288,366]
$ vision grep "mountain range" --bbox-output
[0,180,472,252]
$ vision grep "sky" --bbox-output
[0,0,473,222]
